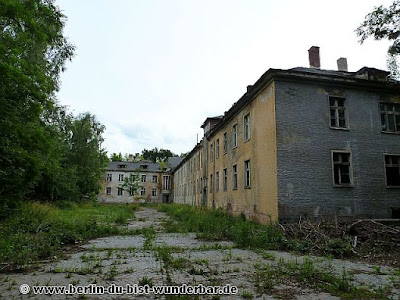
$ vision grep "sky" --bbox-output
[56,0,393,156]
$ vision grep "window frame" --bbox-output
[331,150,354,187]
[232,123,238,149]
[216,171,219,191]
[106,173,112,181]
[118,174,124,182]
[209,174,213,193]
[232,164,238,190]
[210,143,214,162]
[117,187,123,195]
[141,174,146,182]
[244,160,251,188]
[223,168,227,191]
[106,187,111,195]
[152,175,158,183]
[380,102,400,134]
[244,113,251,142]
[140,187,146,196]
[152,188,157,196]
[384,153,400,188]
[329,96,349,130]
[223,132,228,154]
[216,138,220,159]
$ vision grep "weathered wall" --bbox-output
[275,80,400,220]
[208,82,278,223]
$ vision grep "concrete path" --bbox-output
[0,207,399,299]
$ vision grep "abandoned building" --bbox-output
[98,157,182,203]
[172,47,400,223]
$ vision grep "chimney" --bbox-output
[337,57,348,72]
[308,46,320,69]
[128,154,133,162]
[246,85,253,93]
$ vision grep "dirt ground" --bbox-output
[0,207,399,299]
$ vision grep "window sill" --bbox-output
[330,127,349,131]
[244,138,251,143]
[333,184,354,188]
[232,146,238,150]
[386,185,400,189]
[233,188,238,190]
[245,186,251,189]
[381,130,400,135]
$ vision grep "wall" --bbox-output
[275,80,400,220]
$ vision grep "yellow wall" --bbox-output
[208,82,278,223]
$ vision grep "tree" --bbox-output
[0,0,74,209]
[119,171,141,200]
[356,0,400,78]
[142,147,176,163]
[110,152,123,161]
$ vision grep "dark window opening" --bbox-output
[385,155,400,187]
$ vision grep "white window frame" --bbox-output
[232,124,238,149]
[106,174,112,181]
[117,187,123,195]
[244,160,251,188]
[244,114,250,141]
[152,175,158,183]
[329,96,348,130]
[152,188,157,196]
[216,139,220,159]
[106,187,111,195]
[380,102,400,133]
[118,174,124,182]
[141,174,146,182]
[140,187,146,196]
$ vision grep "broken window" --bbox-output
[216,139,220,159]
[118,174,124,182]
[117,188,123,195]
[106,187,111,195]
[152,175,158,183]
[223,168,227,191]
[232,124,238,148]
[216,171,219,191]
[329,96,347,129]
[223,132,227,154]
[244,160,251,188]
[141,175,146,182]
[381,103,400,133]
[106,173,112,181]
[232,164,238,189]
[385,155,400,187]
[244,114,250,141]
[152,188,157,197]
[332,151,353,186]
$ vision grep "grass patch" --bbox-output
[158,204,284,250]
[0,201,137,268]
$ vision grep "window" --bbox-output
[141,175,146,182]
[385,155,400,187]
[118,174,124,182]
[118,164,127,169]
[223,168,227,191]
[140,164,148,169]
[163,175,171,190]
[244,114,250,141]
[118,188,123,195]
[331,151,353,187]
[140,187,146,196]
[106,187,111,195]
[129,187,134,196]
[232,164,238,189]
[152,175,158,183]
[223,132,227,154]
[210,174,213,193]
[216,171,219,191]
[152,188,157,196]
[216,139,220,159]
[210,143,214,161]
[244,160,251,188]
[329,96,347,129]
[380,103,400,133]
[232,124,238,148]
[106,174,112,181]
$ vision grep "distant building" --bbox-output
[172,47,400,223]
[98,157,182,203]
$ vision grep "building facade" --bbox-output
[98,157,182,203]
[172,47,400,223]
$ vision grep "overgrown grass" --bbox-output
[158,204,284,250]
[0,201,137,267]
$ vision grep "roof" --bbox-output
[106,156,183,172]
[206,66,400,140]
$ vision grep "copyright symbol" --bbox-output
[19,284,30,294]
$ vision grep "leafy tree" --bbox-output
[142,147,176,163]
[0,0,74,209]
[356,0,400,78]
[119,171,141,199]
[110,152,123,161]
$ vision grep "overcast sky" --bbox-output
[56,0,393,156]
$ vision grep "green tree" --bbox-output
[119,171,141,199]
[0,0,74,209]
[142,147,176,163]
[110,152,123,161]
[356,0,400,78]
